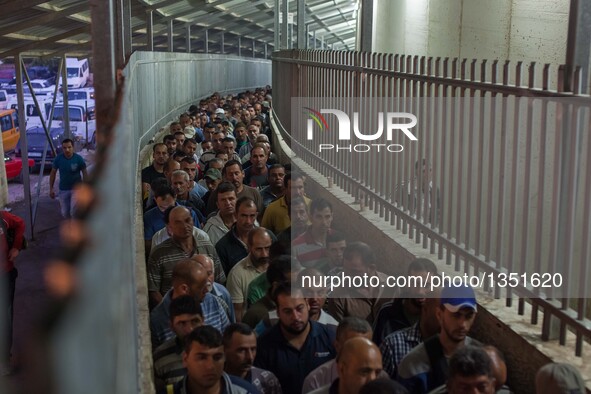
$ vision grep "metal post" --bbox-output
[313,30,316,49]
[281,0,288,49]
[205,29,209,54]
[289,20,293,49]
[252,39,256,58]
[15,54,33,239]
[167,20,173,52]
[221,32,225,54]
[305,24,310,49]
[320,35,324,49]
[360,0,375,52]
[238,36,241,57]
[565,0,591,93]
[146,10,154,51]
[297,0,305,49]
[186,24,191,53]
[264,43,268,59]
[61,53,71,140]
[122,0,132,61]
[90,0,117,147]
[274,0,280,50]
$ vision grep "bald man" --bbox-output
[311,337,383,394]
[484,346,510,393]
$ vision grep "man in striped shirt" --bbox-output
[153,295,204,390]
[292,198,333,269]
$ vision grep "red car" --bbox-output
[4,156,34,182]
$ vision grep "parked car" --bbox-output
[64,58,90,89]
[1,108,19,152]
[49,100,95,144]
[4,155,34,182]
[14,126,66,167]
[0,89,8,110]
[67,88,94,102]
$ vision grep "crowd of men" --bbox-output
[140,88,586,394]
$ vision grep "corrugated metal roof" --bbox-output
[0,0,358,60]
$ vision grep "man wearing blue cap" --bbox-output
[397,282,479,394]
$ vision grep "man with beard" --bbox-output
[163,134,178,155]
[223,324,282,394]
[397,283,478,394]
[166,325,259,394]
[260,164,285,210]
[226,228,273,321]
[262,172,309,235]
[254,282,336,394]
[141,143,168,202]
[206,160,263,216]
[372,258,438,347]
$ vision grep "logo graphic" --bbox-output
[304,108,418,153]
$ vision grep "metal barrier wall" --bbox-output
[46,51,270,394]
[272,49,591,357]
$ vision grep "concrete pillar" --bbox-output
[281,0,288,49]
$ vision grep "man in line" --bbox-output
[203,182,238,246]
[206,160,263,215]
[261,172,308,235]
[49,138,88,218]
[223,323,282,394]
[226,228,273,321]
[260,164,286,209]
[292,199,333,268]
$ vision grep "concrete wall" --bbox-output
[372,0,569,66]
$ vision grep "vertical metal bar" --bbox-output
[15,54,33,240]
[281,0,289,49]
[252,39,256,57]
[238,36,241,57]
[484,60,498,264]
[205,29,209,54]
[221,31,225,54]
[313,30,316,49]
[146,9,153,51]
[167,20,173,52]
[186,24,191,53]
[474,60,487,257]
[464,60,477,254]
[274,0,280,50]
[297,0,305,49]
[565,0,591,93]
[90,0,117,146]
[61,53,71,140]
[122,0,132,61]
[360,0,374,52]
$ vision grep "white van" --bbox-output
[0,90,8,110]
[50,100,96,144]
[65,58,89,89]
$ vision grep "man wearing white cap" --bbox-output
[397,282,479,394]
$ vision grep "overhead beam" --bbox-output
[0,26,90,58]
[0,3,89,37]
[2,0,59,15]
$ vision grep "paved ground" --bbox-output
[1,148,94,392]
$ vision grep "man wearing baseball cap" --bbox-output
[397,282,479,394]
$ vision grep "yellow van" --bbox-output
[1,109,19,152]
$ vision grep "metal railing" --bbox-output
[272,49,591,357]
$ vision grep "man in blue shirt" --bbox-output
[254,282,336,394]
[49,138,87,219]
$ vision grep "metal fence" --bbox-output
[272,49,591,357]
[44,51,270,394]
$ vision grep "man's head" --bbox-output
[535,363,586,394]
[285,172,305,205]
[235,197,258,236]
[405,258,438,308]
[337,337,383,394]
[193,255,216,293]
[183,138,198,157]
[221,138,235,156]
[446,345,496,394]
[179,113,192,128]
[182,326,225,391]
[289,197,309,234]
[163,134,177,154]
[249,145,268,171]
[215,181,238,216]
[247,228,272,268]
[223,160,245,191]
[267,164,286,191]
[222,323,257,378]
[272,281,309,336]
[266,255,299,295]
[211,130,225,151]
[335,317,373,354]
[171,170,190,198]
[180,157,198,182]
[166,206,194,241]
[201,140,213,153]
[169,294,204,339]
[203,123,216,141]
[309,198,333,234]
[170,121,183,135]
[483,346,507,391]
[172,257,208,303]
[164,159,181,182]
[343,242,376,279]
[326,231,347,268]
[246,124,260,142]
[234,123,248,142]
[298,268,328,319]
[152,143,169,166]
[154,185,176,212]
[204,168,222,192]
[173,131,186,148]
[437,283,478,343]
